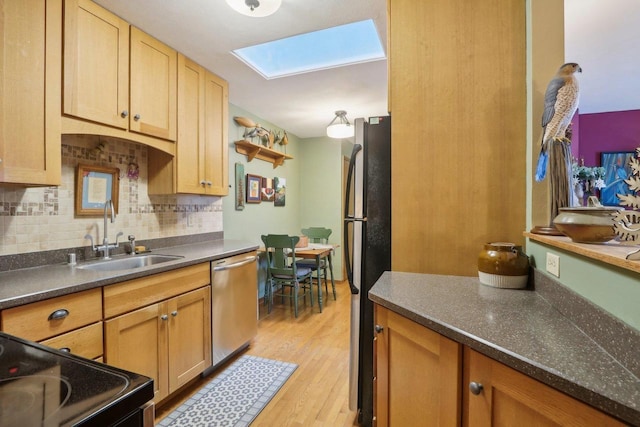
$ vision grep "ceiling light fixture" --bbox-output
[326,110,354,138]
[225,0,282,17]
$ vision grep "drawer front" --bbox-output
[104,263,210,318]
[1,288,102,341]
[40,321,103,360]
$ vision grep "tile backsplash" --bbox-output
[0,135,223,256]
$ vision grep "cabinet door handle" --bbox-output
[59,347,71,353]
[171,310,178,317]
[48,309,69,321]
[469,382,484,395]
[200,180,206,186]
[121,110,128,118]
[161,314,169,321]
[374,324,384,333]
[134,114,141,121]
[206,181,212,186]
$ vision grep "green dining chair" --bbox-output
[261,234,314,318]
[296,227,336,301]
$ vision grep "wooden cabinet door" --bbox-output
[0,0,61,185]
[167,287,211,393]
[129,27,177,141]
[203,69,229,195]
[104,302,169,402]
[63,0,129,129]
[375,305,461,427]
[176,54,206,194]
[463,348,625,426]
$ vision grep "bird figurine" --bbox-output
[535,63,582,182]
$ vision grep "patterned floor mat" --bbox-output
[157,355,297,427]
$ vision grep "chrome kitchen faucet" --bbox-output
[84,200,123,260]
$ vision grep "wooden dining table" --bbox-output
[292,244,337,313]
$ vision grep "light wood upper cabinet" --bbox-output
[149,55,228,195]
[202,68,229,195]
[63,0,128,130]
[0,0,61,186]
[63,0,177,145]
[129,27,177,141]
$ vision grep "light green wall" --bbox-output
[298,136,348,282]
[525,0,640,331]
[222,104,302,245]
[222,104,350,298]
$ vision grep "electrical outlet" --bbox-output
[546,253,560,277]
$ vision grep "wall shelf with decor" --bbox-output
[524,232,640,274]
[234,140,293,168]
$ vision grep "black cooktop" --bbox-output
[0,332,153,426]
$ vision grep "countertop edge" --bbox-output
[0,240,259,310]
[369,272,640,426]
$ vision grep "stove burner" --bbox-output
[0,375,71,427]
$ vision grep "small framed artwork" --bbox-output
[261,177,275,202]
[246,174,262,203]
[274,177,286,207]
[600,151,635,206]
[75,164,119,216]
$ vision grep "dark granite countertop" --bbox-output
[0,239,258,310]
[368,271,640,426]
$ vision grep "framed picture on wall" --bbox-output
[75,164,119,216]
[246,174,262,203]
[261,177,275,201]
[274,177,286,207]
[600,151,635,206]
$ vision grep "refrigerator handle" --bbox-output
[344,219,359,295]
[344,143,362,295]
[344,143,362,219]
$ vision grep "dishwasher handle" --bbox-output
[212,255,257,272]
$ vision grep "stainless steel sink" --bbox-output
[76,254,184,271]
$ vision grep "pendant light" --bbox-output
[326,110,354,138]
[225,0,282,17]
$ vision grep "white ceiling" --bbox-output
[564,0,640,115]
[94,0,388,139]
[93,0,637,139]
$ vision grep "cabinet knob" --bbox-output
[206,181,212,186]
[374,324,384,333]
[171,310,178,317]
[161,314,169,321]
[121,110,128,118]
[59,347,71,353]
[200,180,206,186]
[469,382,484,395]
[134,114,141,121]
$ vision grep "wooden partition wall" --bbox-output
[389,0,528,276]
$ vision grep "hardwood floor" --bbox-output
[155,280,359,426]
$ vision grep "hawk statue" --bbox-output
[535,62,582,182]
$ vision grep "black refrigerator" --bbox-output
[344,116,391,426]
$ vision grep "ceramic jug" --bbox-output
[477,242,530,289]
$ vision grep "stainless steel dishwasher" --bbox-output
[204,251,258,375]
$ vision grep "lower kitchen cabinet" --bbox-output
[105,286,211,403]
[374,304,624,427]
[103,263,212,403]
[463,347,624,426]
[374,305,461,427]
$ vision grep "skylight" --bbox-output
[231,19,386,79]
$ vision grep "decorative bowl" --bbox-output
[553,204,622,244]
